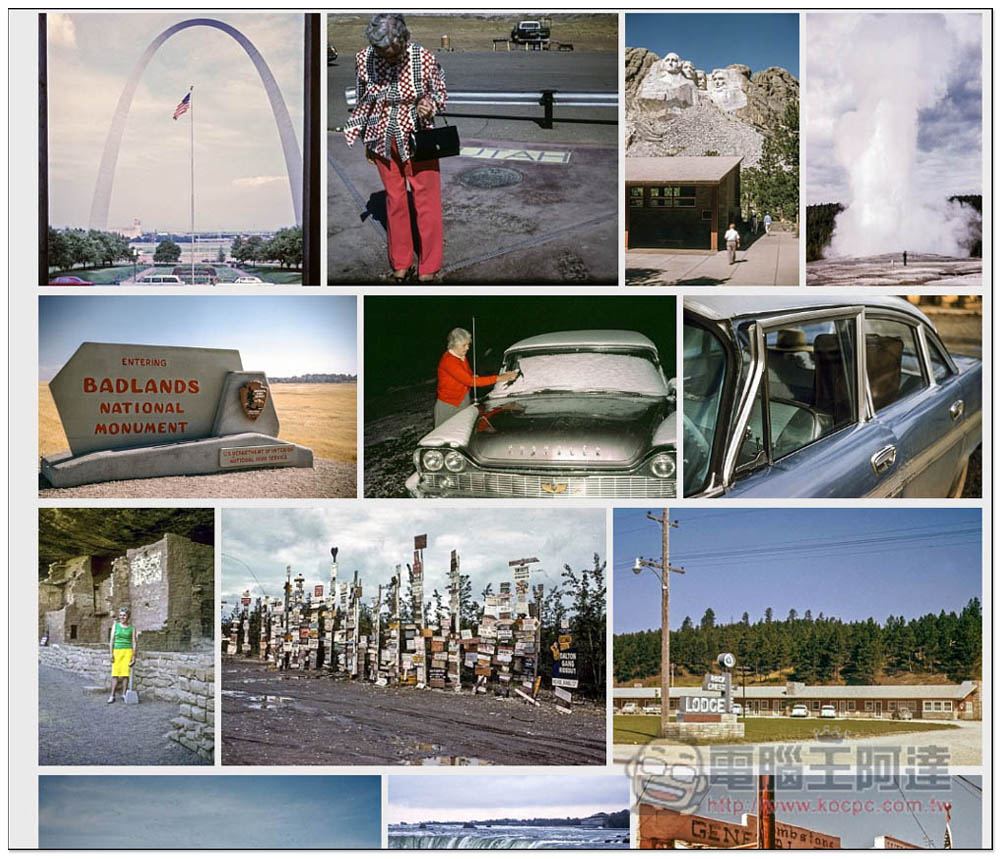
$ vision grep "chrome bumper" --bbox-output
[407,470,676,499]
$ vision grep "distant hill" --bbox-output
[270,373,357,383]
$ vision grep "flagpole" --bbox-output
[189,85,194,285]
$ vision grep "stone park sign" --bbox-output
[41,342,312,487]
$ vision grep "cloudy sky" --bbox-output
[806,12,982,205]
[388,775,628,825]
[39,776,381,848]
[39,295,356,380]
[47,12,304,231]
[221,507,606,612]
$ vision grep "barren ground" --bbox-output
[221,659,606,766]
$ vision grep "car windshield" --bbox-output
[494,348,668,397]
[683,321,728,495]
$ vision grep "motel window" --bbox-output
[629,187,644,208]
[865,700,874,711]
[888,700,896,711]
[847,701,856,712]
[646,186,697,208]
[811,700,820,711]
[943,701,953,711]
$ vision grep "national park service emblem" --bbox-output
[239,380,269,420]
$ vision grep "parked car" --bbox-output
[683,297,982,498]
[730,703,743,716]
[621,702,639,715]
[820,705,837,719]
[137,274,183,284]
[510,20,550,42]
[327,43,337,64]
[642,704,661,715]
[233,276,265,284]
[48,275,94,285]
[790,704,810,718]
[406,330,677,498]
[894,707,914,721]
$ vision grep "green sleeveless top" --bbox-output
[113,622,134,650]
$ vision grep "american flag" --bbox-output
[172,91,191,120]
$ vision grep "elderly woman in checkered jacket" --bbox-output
[345,14,448,283]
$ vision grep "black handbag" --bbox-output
[408,115,460,162]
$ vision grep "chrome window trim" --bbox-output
[722,307,865,487]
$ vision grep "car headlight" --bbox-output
[421,449,444,472]
[650,452,676,479]
[444,451,466,473]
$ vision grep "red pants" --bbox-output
[374,140,443,276]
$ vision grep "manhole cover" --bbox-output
[460,166,523,188]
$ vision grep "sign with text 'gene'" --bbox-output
[49,342,242,455]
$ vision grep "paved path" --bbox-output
[38,663,207,766]
[627,230,800,286]
[613,720,982,768]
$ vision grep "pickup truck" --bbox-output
[510,20,550,43]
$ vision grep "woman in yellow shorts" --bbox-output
[108,606,137,703]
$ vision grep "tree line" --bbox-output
[740,101,799,228]
[614,598,981,686]
[152,227,303,269]
[47,227,133,271]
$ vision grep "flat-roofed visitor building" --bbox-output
[625,155,742,251]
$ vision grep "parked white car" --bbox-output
[233,275,265,284]
[621,702,639,715]
[820,705,837,719]
[790,704,810,718]
[642,704,661,715]
[730,703,743,716]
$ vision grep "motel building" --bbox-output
[614,680,980,721]
[625,156,742,251]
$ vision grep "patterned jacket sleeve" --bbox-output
[422,49,448,115]
[343,49,368,147]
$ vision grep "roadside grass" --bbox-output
[241,265,302,284]
[613,715,960,745]
[48,264,138,284]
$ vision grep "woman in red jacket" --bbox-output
[435,327,518,426]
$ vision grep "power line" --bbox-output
[893,776,935,848]
[221,552,270,599]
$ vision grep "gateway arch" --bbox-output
[89,17,302,230]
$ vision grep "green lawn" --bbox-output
[242,265,302,284]
[614,715,959,745]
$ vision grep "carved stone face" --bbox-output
[680,60,695,80]
[711,69,728,90]
[664,52,681,74]
[695,70,708,90]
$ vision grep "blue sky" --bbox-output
[681,777,981,849]
[626,13,799,77]
[39,776,381,848]
[388,775,628,825]
[221,507,605,614]
[614,508,981,634]
[47,13,303,231]
[39,295,356,380]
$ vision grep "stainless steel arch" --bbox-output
[89,17,302,230]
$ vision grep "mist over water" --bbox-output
[827,14,980,258]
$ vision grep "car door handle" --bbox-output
[949,399,964,421]
[871,445,897,475]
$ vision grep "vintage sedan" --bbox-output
[684,297,981,498]
[406,330,677,498]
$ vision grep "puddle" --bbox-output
[246,695,294,710]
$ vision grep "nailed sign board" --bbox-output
[744,816,841,849]
[678,695,726,720]
[48,342,244,455]
[552,677,579,689]
[414,534,428,550]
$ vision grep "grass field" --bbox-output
[47,265,138,284]
[614,715,960,745]
[329,13,618,54]
[241,265,302,285]
[38,382,356,463]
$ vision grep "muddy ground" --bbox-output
[221,660,605,766]
[364,379,437,498]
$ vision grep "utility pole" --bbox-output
[633,508,685,738]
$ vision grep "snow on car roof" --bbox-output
[685,296,933,327]
[498,352,669,397]
[505,330,659,354]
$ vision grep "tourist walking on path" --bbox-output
[108,606,137,703]
[345,14,448,283]
[725,223,741,265]
[763,213,772,235]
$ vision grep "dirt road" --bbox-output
[222,660,605,766]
